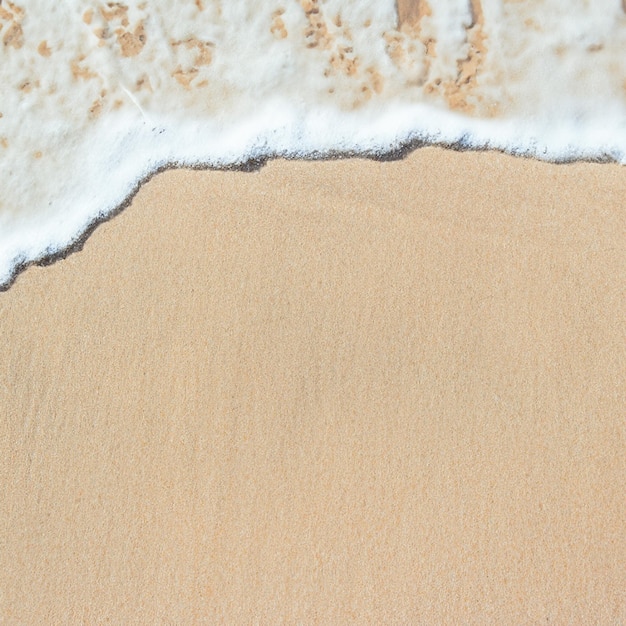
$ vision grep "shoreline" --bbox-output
[2,137,621,293]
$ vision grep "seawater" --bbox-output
[1,0,626,287]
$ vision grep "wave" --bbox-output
[1,0,626,287]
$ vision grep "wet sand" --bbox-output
[1,148,625,623]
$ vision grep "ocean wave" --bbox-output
[1,0,625,287]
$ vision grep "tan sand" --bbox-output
[1,147,625,623]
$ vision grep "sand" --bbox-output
[1,147,625,623]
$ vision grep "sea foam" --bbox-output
[1,0,626,287]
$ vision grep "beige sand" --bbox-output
[1,148,625,623]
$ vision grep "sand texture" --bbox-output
[1,148,625,623]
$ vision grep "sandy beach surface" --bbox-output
[1,147,625,623]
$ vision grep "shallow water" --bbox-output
[1,0,626,286]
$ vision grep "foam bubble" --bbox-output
[1,0,626,286]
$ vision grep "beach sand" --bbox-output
[1,147,625,622]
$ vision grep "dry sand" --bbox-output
[1,147,625,623]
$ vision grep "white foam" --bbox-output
[1,0,626,286]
